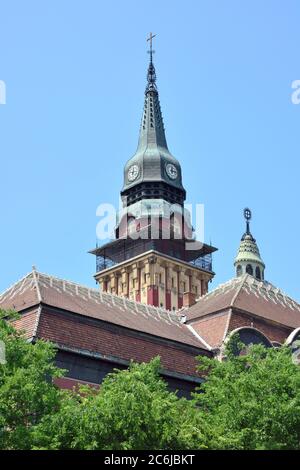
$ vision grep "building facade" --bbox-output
[1,45,300,394]
[91,49,216,311]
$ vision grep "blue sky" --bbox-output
[0,0,299,301]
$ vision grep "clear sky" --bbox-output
[0,1,299,301]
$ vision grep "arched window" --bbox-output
[236,265,242,277]
[226,327,273,356]
[246,264,253,276]
[255,266,261,280]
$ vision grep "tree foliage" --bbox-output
[194,334,300,450]
[33,358,204,450]
[0,310,64,449]
[1,310,300,450]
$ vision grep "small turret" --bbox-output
[234,208,265,281]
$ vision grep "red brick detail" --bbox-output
[54,376,99,391]
[136,267,141,302]
[191,312,230,348]
[183,292,196,308]
[166,290,171,310]
[12,309,39,339]
[147,286,159,306]
[38,309,207,378]
[178,295,183,309]
[228,310,291,344]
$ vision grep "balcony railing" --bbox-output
[96,251,213,274]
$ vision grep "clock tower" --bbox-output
[91,37,217,310]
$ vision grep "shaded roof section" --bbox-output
[0,270,206,350]
[38,308,203,379]
[186,274,300,329]
[189,311,231,350]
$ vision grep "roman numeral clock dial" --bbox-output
[128,164,139,182]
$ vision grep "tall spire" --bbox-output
[137,33,168,150]
[121,34,186,206]
[234,208,265,281]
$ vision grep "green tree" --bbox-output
[0,309,64,449]
[194,335,300,450]
[2,308,300,451]
[34,357,205,450]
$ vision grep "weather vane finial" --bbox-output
[244,207,252,235]
[147,32,156,62]
[146,32,157,92]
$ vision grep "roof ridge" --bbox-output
[250,277,300,309]
[32,268,42,303]
[36,271,99,294]
[0,271,34,300]
[230,274,249,307]
[33,270,177,317]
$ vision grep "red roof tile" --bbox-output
[38,308,203,378]
[186,275,300,329]
[0,270,207,350]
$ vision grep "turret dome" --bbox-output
[234,208,265,280]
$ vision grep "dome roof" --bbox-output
[234,233,265,268]
[234,209,265,280]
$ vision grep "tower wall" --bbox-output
[96,252,212,311]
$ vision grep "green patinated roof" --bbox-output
[122,56,185,194]
[234,233,265,268]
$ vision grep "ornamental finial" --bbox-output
[146,32,157,92]
[244,207,252,235]
[147,32,156,63]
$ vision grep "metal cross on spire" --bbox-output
[146,32,157,91]
[147,32,156,62]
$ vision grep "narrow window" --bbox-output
[246,264,253,276]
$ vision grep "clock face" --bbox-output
[128,164,139,182]
[166,163,178,180]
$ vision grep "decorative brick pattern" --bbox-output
[228,311,290,344]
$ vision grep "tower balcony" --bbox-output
[90,236,216,275]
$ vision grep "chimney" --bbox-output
[183,291,196,308]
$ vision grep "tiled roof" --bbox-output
[186,274,300,329]
[0,270,205,349]
[38,307,203,378]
